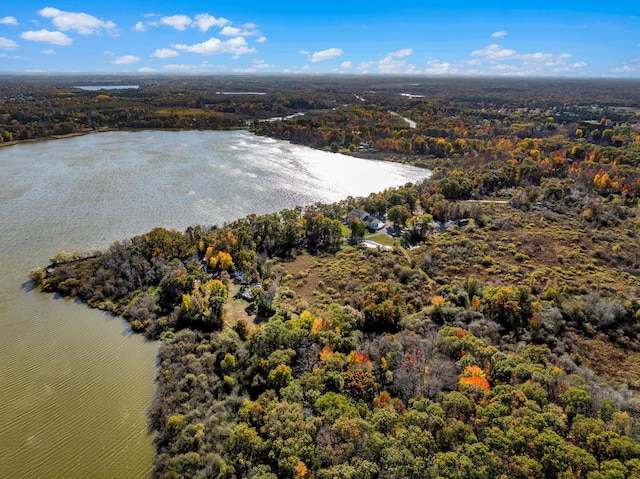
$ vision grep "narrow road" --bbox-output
[389,111,416,128]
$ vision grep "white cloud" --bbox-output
[163,64,198,70]
[357,61,374,71]
[152,48,179,58]
[0,37,18,49]
[220,24,261,37]
[0,16,18,26]
[471,43,517,61]
[425,59,458,75]
[140,13,232,32]
[491,30,507,38]
[233,58,273,73]
[355,49,415,74]
[610,58,639,73]
[38,7,116,35]
[162,63,223,72]
[104,50,115,55]
[111,55,141,64]
[220,26,242,36]
[282,65,310,74]
[195,14,230,31]
[491,64,520,73]
[391,48,413,58]
[468,42,587,76]
[172,36,255,57]
[341,61,352,69]
[471,44,572,67]
[611,65,634,73]
[303,48,344,62]
[519,52,553,62]
[0,52,27,60]
[251,59,273,69]
[256,36,267,43]
[41,49,56,54]
[378,48,415,73]
[21,29,73,46]
[138,67,156,72]
[160,15,192,31]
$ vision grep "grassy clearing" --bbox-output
[226,283,253,325]
[569,333,640,388]
[364,232,398,247]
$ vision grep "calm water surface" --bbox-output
[0,130,430,478]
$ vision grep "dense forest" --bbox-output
[20,75,640,478]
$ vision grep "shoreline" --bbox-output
[0,129,101,148]
[0,126,435,171]
[0,127,142,148]
[50,131,93,140]
[0,126,246,149]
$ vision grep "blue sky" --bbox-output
[1,1,639,77]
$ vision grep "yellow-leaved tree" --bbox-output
[181,279,228,330]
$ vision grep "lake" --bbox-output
[0,130,430,478]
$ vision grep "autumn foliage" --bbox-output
[459,365,491,392]
[27,77,640,479]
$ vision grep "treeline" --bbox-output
[0,75,351,141]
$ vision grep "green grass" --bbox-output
[364,232,397,247]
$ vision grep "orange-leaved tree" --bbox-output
[459,365,490,392]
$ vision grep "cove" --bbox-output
[0,130,430,478]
